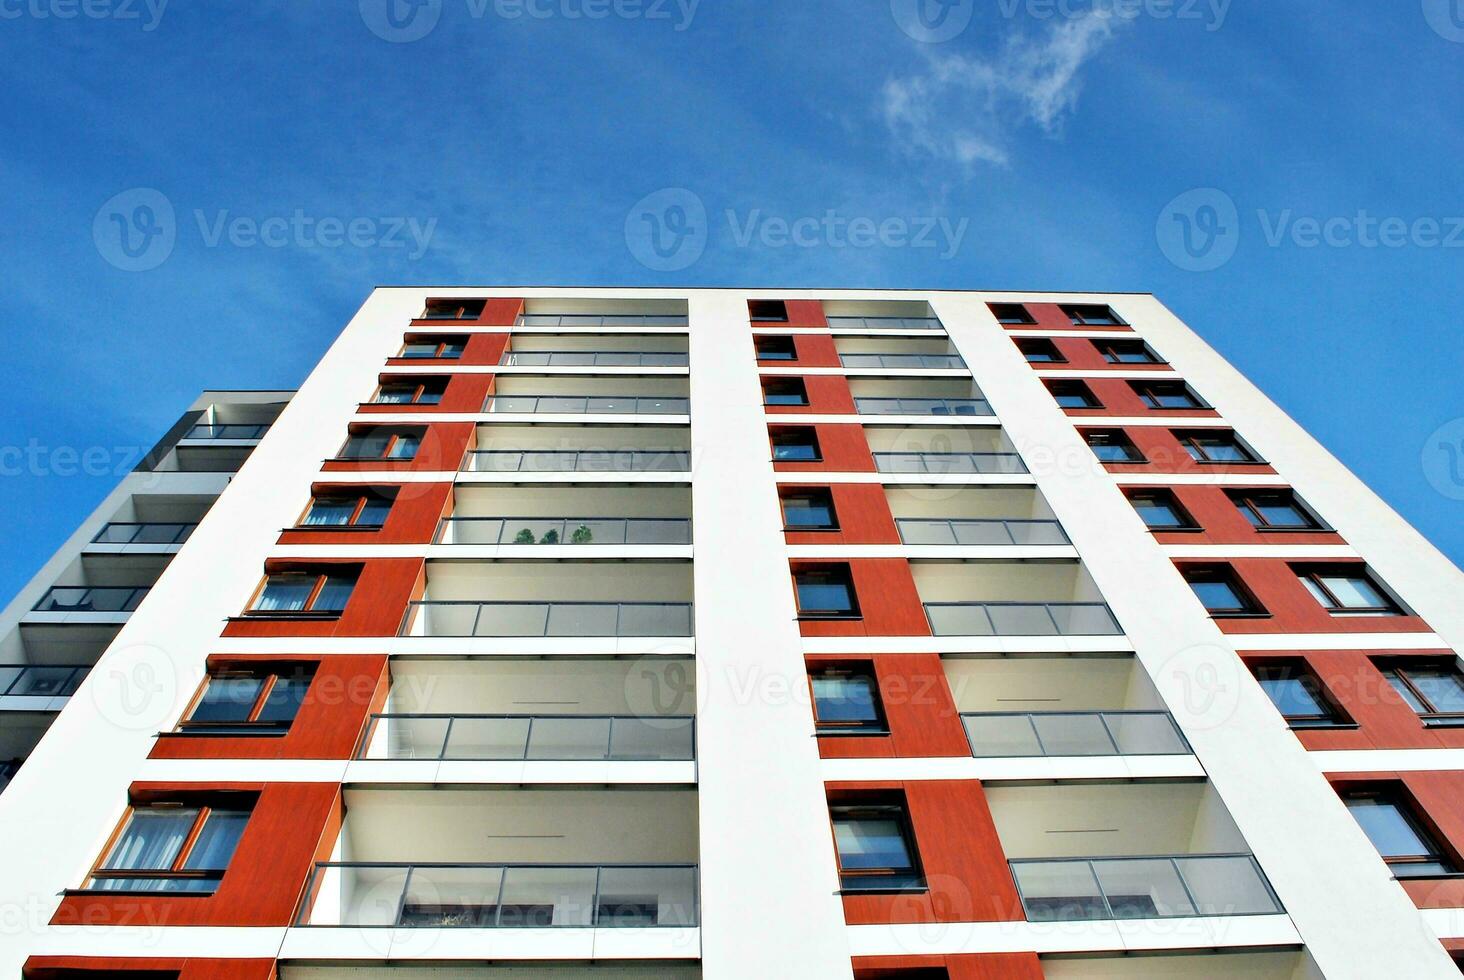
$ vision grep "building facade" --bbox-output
[1,289,1462,979]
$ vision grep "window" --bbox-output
[1175,430,1260,464]
[1133,381,1207,410]
[811,666,886,733]
[771,427,821,462]
[1184,565,1265,616]
[794,566,859,618]
[1095,339,1162,364]
[763,378,810,407]
[400,336,467,359]
[1252,663,1342,728]
[1016,338,1065,363]
[180,666,315,734]
[1378,661,1464,725]
[88,802,252,893]
[339,428,423,460]
[755,335,798,361]
[1084,429,1144,463]
[749,300,789,323]
[420,299,485,321]
[989,302,1035,325]
[1126,489,1199,530]
[1046,380,1101,409]
[1061,304,1125,326]
[250,571,357,615]
[373,378,447,405]
[1295,566,1402,616]
[1227,489,1325,531]
[1344,791,1455,878]
[301,491,393,529]
[830,804,922,891]
[781,488,838,530]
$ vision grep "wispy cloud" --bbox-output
[880,14,1123,169]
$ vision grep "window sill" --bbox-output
[1209,612,1274,620]
[63,887,217,898]
[797,614,864,622]
[159,729,290,739]
[817,729,892,738]
[838,884,929,895]
[229,612,344,622]
[1420,718,1464,729]
[1147,525,1206,534]
[784,526,841,533]
[285,525,385,533]
[1391,871,1464,882]
[1287,721,1359,731]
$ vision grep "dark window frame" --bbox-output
[780,487,839,531]
[793,565,861,619]
[1061,304,1126,326]
[763,377,811,407]
[989,302,1036,325]
[246,570,358,618]
[1132,380,1209,411]
[337,428,424,461]
[1084,429,1145,463]
[85,799,254,894]
[1174,430,1262,464]
[754,335,798,361]
[1343,789,1457,879]
[830,802,925,892]
[1251,661,1347,729]
[399,336,468,360]
[1294,565,1403,617]
[1227,489,1328,532]
[419,299,486,321]
[749,300,790,323]
[810,665,888,735]
[1094,339,1163,364]
[1016,338,1066,363]
[1126,489,1202,531]
[298,491,394,530]
[177,664,317,736]
[771,427,822,462]
[373,377,448,406]
[1183,565,1267,617]
[1046,380,1102,409]
[1376,660,1464,726]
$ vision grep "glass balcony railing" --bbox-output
[401,601,694,637]
[359,714,695,761]
[1009,854,1282,922]
[826,316,944,330]
[299,862,699,928]
[854,397,992,417]
[90,522,197,546]
[32,586,149,614]
[963,711,1189,757]
[500,351,689,367]
[515,314,689,327]
[873,452,1028,475]
[0,664,90,699]
[462,450,691,473]
[185,423,270,440]
[896,518,1069,546]
[436,517,692,546]
[485,395,689,415]
[840,353,966,369]
[924,601,1122,636]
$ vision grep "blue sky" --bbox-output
[1,0,1462,599]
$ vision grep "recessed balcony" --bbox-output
[848,378,993,417]
[912,560,1122,636]
[463,424,692,474]
[298,787,698,930]
[485,376,690,416]
[822,299,944,331]
[836,336,966,370]
[886,486,1069,546]
[516,299,688,328]
[500,333,688,367]
[988,782,1283,922]
[945,656,1188,757]
[1041,951,1320,979]
[402,560,694,637]
[437,485,692,546]
[865,426,1027,475]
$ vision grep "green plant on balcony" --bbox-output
[571,524,594,544]
[513,528,536,544]
[540,529,560,544]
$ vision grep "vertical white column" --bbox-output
[688,292,854,980]
[934,293,1458,979]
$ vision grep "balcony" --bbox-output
[912,560,1122,636]
[500,333,688,367]
[438,485,692,547]
[297,787,698,930]
[865,425,1027,475]
[822,299,944,331]
[401,560,694,638]
[988,783,1281,922]
[848,378,992,417]
[515,299,689,328]
[184,422,270,440]
[1041,951,1319,979]
[89,522,196,546]
[946,656,1188,758]
[0,664,89,707]
[485,376,690,417]
[463,424,692,474]
[887,487,1069,546]
[30,585,149,616]
[836,336,966,370]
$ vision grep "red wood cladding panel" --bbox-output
[26,959,276,979]
[1135,484,1346,548]
[1246,650,1464,751]
[763,374,857,416]
[150,655,388,760]
[1054,378,1220,420]
[279,481,453,546]
[1176,558,1433,635]
[811,653,970,760]
[321,421,476,474]
[1088,425,1277,476]
[757,333,842,368]
[795,559,930,638]
[1021,335,1171,371]
[855,954,1044,979]
[772,423,876,473]
[782,300,829,327]
[1329,772,1464,910]
[1005,302,1134,333]
[832,780,1023,926]
[356,373,495,415]
[223,558,423,639]
[386,333,508,368]
[783,484,901,546]
[408,297,523,327]
[51,783,339,928]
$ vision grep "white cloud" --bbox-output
[880,14,1122,169]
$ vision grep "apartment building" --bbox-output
[0,288,1461,979]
